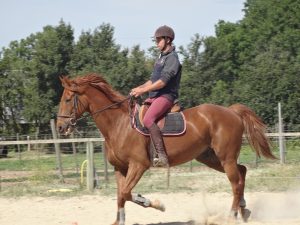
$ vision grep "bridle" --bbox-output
[57,93,81,126]
[57,92,132,127]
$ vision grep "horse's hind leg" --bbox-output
[196,149,240,216]
[238,164,247,207]
[196,147,225,173]
[223,160,251,222]
[196,148,250,221]
[221,160,242,218]
[237,164,251,222]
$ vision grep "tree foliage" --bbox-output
[1,0,300,135]
[180,0,300,128]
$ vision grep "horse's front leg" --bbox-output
[131,193,166,211]
[123,164,166,212]
[113,162,166,225]
[113,163,148,225]
[112,169,127,225]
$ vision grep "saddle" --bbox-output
[132,102,186,136]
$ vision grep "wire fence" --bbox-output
[0,134,300,196]
[1,117,300,196]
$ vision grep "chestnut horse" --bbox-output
[57,73,275,225]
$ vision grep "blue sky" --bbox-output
[0,0,245,50]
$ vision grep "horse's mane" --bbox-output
[71,73,125,103]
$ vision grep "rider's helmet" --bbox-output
[154,25,175,42]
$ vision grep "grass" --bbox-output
[0,141,300,197]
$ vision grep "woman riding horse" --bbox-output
[131,25,182,167]
[57,73,275,225]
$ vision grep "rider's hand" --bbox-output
[130,87,145,97]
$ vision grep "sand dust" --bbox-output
[1,191,300,225]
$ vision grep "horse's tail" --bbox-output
[229,103,276,159]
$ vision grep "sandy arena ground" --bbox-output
[1,191,300,225]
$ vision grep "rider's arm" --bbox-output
[130,79,166,97]
[138,80,152,88]
[142,79,165,92]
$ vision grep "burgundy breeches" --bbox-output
[143,96,173,128]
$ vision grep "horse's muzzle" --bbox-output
[57,119,75,136]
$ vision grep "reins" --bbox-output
[83,95,132,121]
[57,94,133,124]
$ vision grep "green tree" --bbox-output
[70,24,151,95]
[0,38,35,135]
[233,0,300,127]
[0,20,75,135]
[208,80,232,106]
[70,23,125,82]
[109,45,151,94]
[30,20,74,123]
[179,34,207,107]
[69,31,94,74]
[179,0,300,128]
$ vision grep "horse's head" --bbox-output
[57,76,88,136]
[57,73,129,136]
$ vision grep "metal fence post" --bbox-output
[50,119,64,182]
[86,141,95,191]
[17,133,21,161]
[278,102,286,164]
[27,136,30,151]
[71,133,79,175]
[100,133,109,182]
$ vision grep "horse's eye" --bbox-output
[65,99,71,103]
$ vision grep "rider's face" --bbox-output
[156,37,166,51]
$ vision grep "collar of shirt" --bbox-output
[160,46,175,56]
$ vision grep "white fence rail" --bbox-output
[0,137,104,145]
[0,138,106,192]
[0,131,299,191]
[0,133,299,146]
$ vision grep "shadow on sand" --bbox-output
[132,208,251,225]
[133,220,201,225]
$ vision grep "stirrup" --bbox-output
[153,156,169,167]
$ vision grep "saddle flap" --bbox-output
[138,103,181,128]
[133,104,186,136]
[170,103,181,113]
[139,104,149,127]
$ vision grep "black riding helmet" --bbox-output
[154,25,175,42]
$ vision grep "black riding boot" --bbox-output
[148,123,169,167]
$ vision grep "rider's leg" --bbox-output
[143,96,173,167]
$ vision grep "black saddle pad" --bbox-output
[132,105,186,136]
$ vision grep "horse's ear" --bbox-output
[60,76,77,91]
[60,76,87,93]
[60,75,71,88]
[59,75,65,83]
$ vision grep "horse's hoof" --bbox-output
[240,207,251,222]
[151,199,166,212]
[111,222,124,225]
[229,210,238,218]
[153,157,169,167]
[239,198,246,208]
